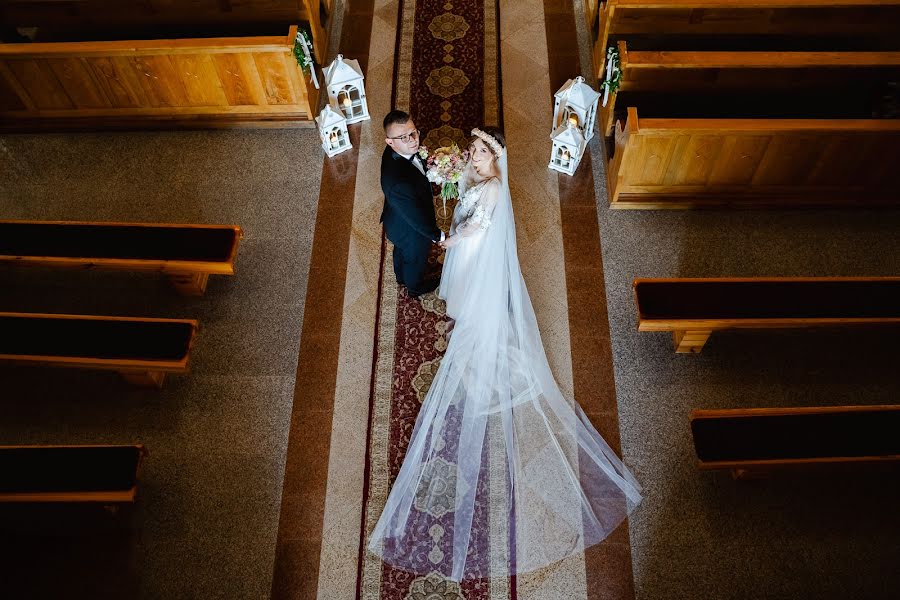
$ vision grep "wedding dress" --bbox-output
[367,150,642,582]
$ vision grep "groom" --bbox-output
[380,110,444,297]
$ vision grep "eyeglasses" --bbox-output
[388,129,420,144]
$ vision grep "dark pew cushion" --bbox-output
[614,86,891,120]
[0,446,142,494]
[691,410,900,462]
[636,280,900,321]
[0,315,194,362]
[611,33,900,53]
[0,223,237,263]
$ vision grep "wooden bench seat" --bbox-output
[0,445,146,503]
[0,220,243,295]
[690,406,900,478]
[606,105,900,208]
[593,0,900,78]
[600,42,900,135]
[633,277,900,353]
[0,312,198,386]
[2,0,329,59]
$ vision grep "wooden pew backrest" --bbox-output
[690,406,900,475]
[0,26,320,131]
[607,107,900,208]
[0,444,146,503]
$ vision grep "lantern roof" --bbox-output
[550,121,587,148]
[324,54,365,87]
[315,103,347,129]
[554,75,601,110]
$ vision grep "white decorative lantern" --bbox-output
[315,103,352,157]
[323,53,369,124]
[548,121,587,176]
[552,75,601,142]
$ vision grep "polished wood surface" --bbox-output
[607,107,900,208]
[0,26,320,130]
[0,220,243,295]
[633,277,900,352]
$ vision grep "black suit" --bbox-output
[380,146,441,296]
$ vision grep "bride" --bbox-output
[368,127,642,582]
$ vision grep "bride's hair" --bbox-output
[470,126,507,179]
[479,126,506,149]
[471,127,506,157]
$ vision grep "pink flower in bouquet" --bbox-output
[423,144,469,201]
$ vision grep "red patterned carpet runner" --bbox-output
[358,0,503,598]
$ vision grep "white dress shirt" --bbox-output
[397,151,444,241]
[399,151,426,176]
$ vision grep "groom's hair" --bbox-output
[383,110,411,132]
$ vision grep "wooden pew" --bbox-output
[0,25,320,131]
[0,445,146,503]
[0,312,198,387]
[690,406,900,479]
[593,0,900,79]
[0,220,244,296]
[606,105,900,208]
[633,277,900,353]
[600,41,900,136]
[1,0,329,60]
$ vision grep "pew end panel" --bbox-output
[585,0,601,34]
[606,107,640,204]
[594,2,615,80]
[0,444,148,504]
[690,406,900,479]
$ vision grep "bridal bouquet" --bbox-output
[424,144,469,204]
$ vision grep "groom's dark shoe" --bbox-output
[408,278,439,298]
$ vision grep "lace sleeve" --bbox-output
[455,179,501,237]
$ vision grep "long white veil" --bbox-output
[368,150,642,582]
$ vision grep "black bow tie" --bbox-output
[409,154,420,164]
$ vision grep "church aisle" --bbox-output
[278,0,635,598]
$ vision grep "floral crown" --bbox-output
[471,128,504,158]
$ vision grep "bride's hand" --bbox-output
[440,235,459,249]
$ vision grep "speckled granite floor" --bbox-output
[570,3,900,598]
[593,196,900,600]
[0,129,322,599]
[573,10,900,600]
